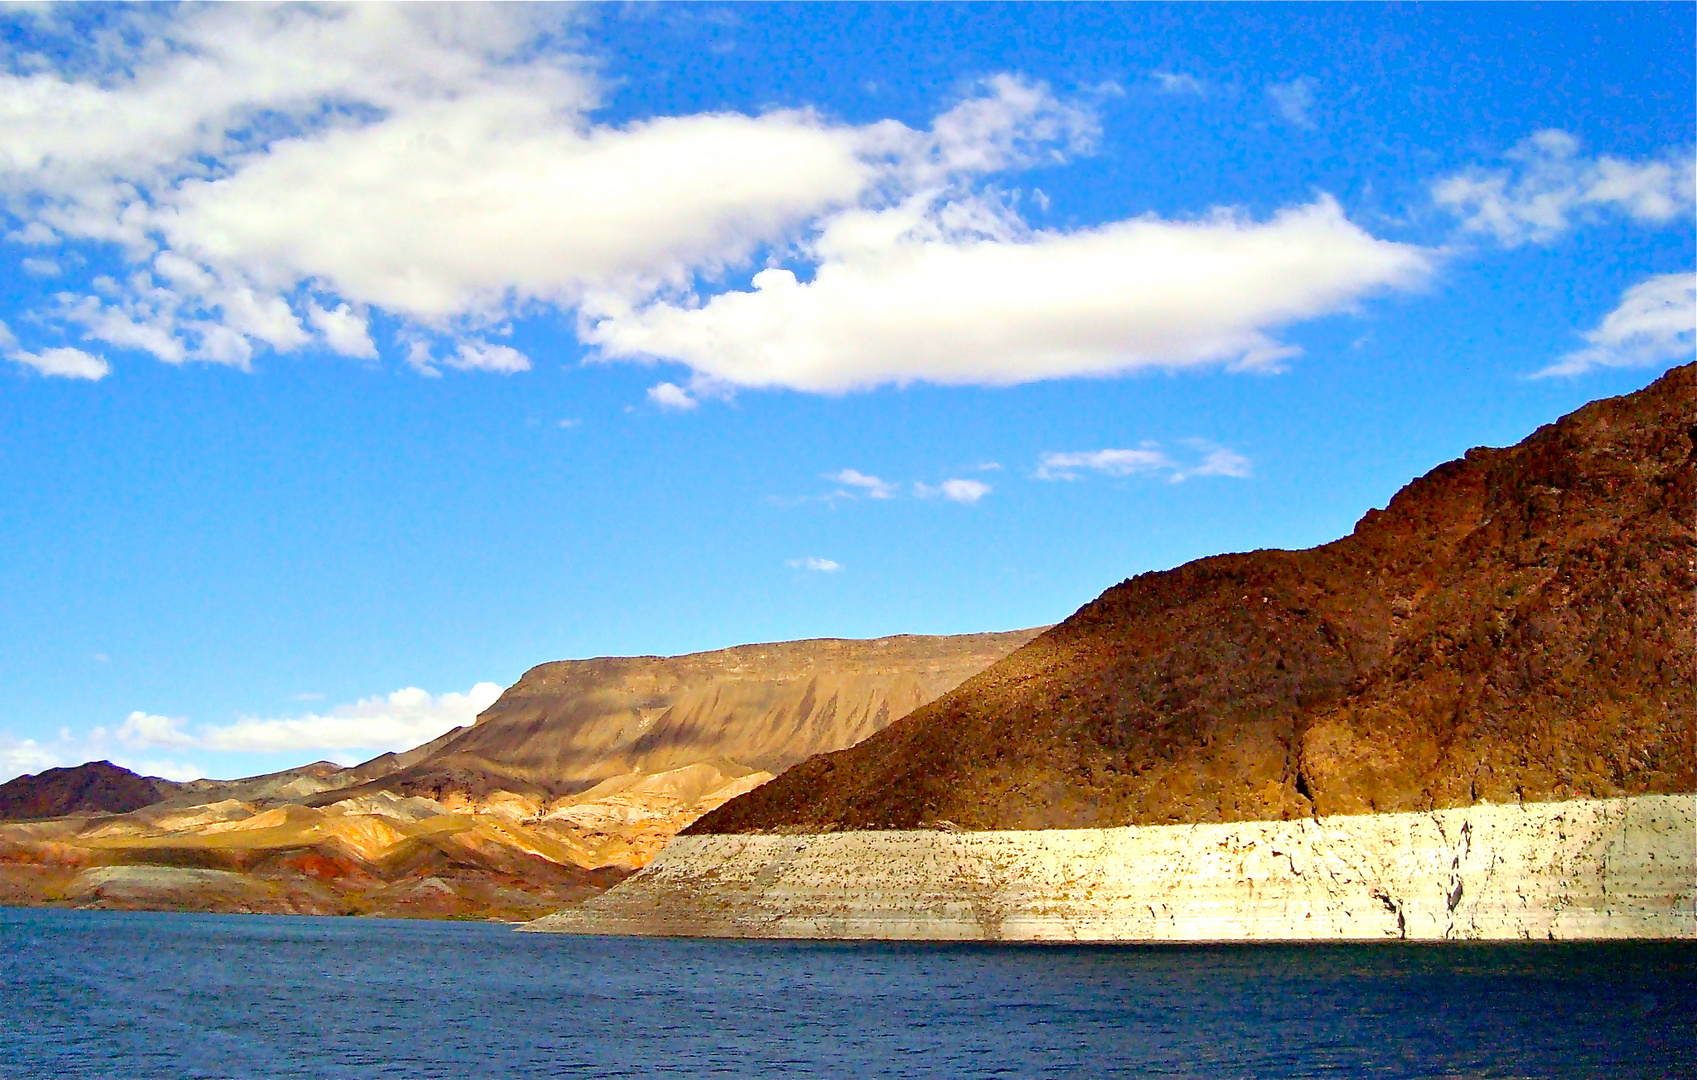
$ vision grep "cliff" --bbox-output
[695,364,1695,835]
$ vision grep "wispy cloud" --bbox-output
[1539,273,1695,377]
[786,556,842,573]
[9,345,111,380]
[1036,441,1251,483]
[1267,78,1316,128]
[914,478,992,503]
[826,468,899,499]
[1151,71,1207,97]
[1435,131,1695,247]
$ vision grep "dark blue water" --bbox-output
[1,908,1692,1079]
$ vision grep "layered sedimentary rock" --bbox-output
[0,789,626,919]
[526,794,1695,941]
[697,364,1695,835]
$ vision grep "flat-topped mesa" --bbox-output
[693,363,1696,836]
[323,629,1047,803]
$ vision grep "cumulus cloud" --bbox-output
[0,734,60,782]
[1435,131,1696,246]
[787,557,842,572]
[0,683,499,781]
[106,683,501,757]
[915,478,992,503]
[307,302,378,359]
[648,382,698,410]
[196,683,502,754]
[1036,441,1251,483]
[9,345,111,380]
[827,468,899,499]
[0,6,1427,395]
[1538,273,1696,377]
[587,196,1427,392]
[117,712,198,750]
[0,5,874,367]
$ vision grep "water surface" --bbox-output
[2,908,1691,1079]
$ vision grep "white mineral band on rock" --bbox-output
[522,794,1696,941]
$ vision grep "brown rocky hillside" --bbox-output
[695,364,1696,834]
[0,761,180,820]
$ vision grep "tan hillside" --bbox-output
[695,364,1696,835]
[343,629,1046,801]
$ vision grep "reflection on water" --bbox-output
[1,907,1692,1079]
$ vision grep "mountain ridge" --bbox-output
[693,363,1695,834]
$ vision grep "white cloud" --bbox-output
[826,468,898,499]
[0,735,60,782]
[195,683,502,754]
[1036,441,1252,483]
[915,478,991,503]
[1539,273,1696,378]
[1435,131,1696,246]
[101,683,501,759]
[307,302,378,359]
[1,10,1426,395]
[1037,447,1172,481]
[587,197,1428,392]
[1152,72,1207,97]
[21,257,59,277]
[447,340,529,374]
[116,758,206,783]
[1268,78,1316,128]
[786,557,842,572]
[648,381,698,410]
[9,345,111,380]
[0,682,501,782]
[117,712,198,750]
[1179,444,1254,480]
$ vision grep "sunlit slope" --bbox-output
[354,630,1046,801]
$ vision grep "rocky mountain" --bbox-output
[695,364,1696,835]
[0,761,180,820]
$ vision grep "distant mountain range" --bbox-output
[695,363,1695,834]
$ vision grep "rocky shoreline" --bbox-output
[524,794,1695,941]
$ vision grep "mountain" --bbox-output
[327,630,1046,803]
[694,364,1695,835]
[0,762,180,820]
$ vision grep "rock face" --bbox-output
[0,762,179,820]
[529,794,1695,941]
[696,364,1695,835]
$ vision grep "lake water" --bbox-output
[1,908,1692,1079]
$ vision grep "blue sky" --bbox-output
[1,3,1692,782]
